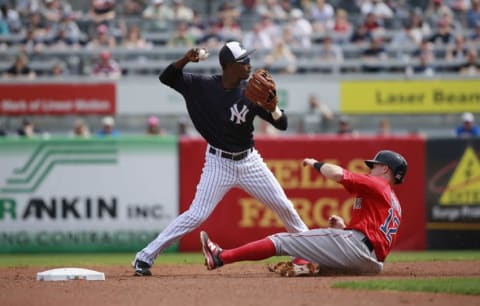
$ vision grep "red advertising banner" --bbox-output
[179,135,426,252]
[0,83,116,115]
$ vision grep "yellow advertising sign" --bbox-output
[439,146,480,205]
[341,80,480,113]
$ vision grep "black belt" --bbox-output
[209,147,251,161]
[362,237,374,253]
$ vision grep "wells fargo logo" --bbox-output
[439,146,480,205]
[0,141,117,194]
[237,158,369,227]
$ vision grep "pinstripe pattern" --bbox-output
[269,229,383,274]
[136,146,308,265]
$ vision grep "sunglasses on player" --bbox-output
[235,57,251,65]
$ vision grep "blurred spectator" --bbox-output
[331,9,352,44]
[24,11,49,41]
[337,116,357,136]
[91,50,122,79]
[242,22,273,50]
[188,10,208,41]
[3,53,36,80]
[17,118,38,138]
[377,118,391,136]
[459,49,480,75]
[40,0,71,27]
[20,27,46,53]
[172,0,193,22]
[0,126,6,137]
[307,0,334,35]
[428,18,454,45]
[142,0,174,30]
[197,21,225,50]
[390,22,420,50]
[217,15,242,42]
[350,23,372,45]
[263,38,297,74]
[0,3,22,34]
[455,112,480,137]
[258,14,282,43]
[405,52,436,77]
[122,24,152,49]
[96,116,120,137]
[71,119,91,138]
[146,115,166,136]
[470,23,480,42]
[317,36,344,63]
[447,0,471,13]
[167,21,195,47]
[360,0,394,21]
[123,0,147,16]
[217,2,240,21]
[49,60,68,77]
[87,24,116,48]
[362,12,384,37]
[255,0,288,21]
[412,39,435,61]
[299,94,334,134]
[466,0,480,29]
[361,37,388,72]
[285,8,312,48]
[425,0,454,27]
[408,13,432,43]
[88,0,116,25]
[51,12,83,45]
[46,25,79,49]
[445,35,468,62]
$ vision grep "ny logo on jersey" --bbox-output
[230,104,249,124]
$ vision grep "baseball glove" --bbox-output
[267,261,320,277]
[244,69,278,112]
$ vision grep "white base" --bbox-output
[36,268,105,281]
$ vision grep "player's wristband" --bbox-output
[313,162,325,172]
[271,106,282,120]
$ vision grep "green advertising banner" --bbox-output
[426,138,480,249]
[0,137,178,253]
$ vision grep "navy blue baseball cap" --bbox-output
[219,41,255,66]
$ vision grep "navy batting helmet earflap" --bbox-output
[365,150,408,184]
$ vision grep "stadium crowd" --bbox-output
[0,0,479,138]
[0,0,478,77]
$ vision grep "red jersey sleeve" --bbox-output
[340,170,402,262]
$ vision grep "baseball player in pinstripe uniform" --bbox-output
[201,150,408,276]
[132,41,308,276]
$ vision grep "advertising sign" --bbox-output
[179,136,426,252]
[0,83,116,115]
[0,138,178,252]
[426,138,480,249]
[341,80,480,114]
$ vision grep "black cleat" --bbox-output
[133,259,152,276]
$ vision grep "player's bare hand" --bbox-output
[184,48,209,63]
[302,158,317,167]
[328,215,346,229]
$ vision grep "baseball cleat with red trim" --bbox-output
[200,231,224,270]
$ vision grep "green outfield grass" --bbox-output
[0,250,478,267]
[333,278,480,296]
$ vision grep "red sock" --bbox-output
[220,238,276,264]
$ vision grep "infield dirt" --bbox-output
[1,261,479,306]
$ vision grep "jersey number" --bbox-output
[380,208,400,244]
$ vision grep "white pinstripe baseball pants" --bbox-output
[136,145,308,265]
